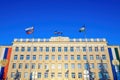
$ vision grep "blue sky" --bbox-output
[0,0,120,45]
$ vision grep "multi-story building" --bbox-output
[0,36,120,80]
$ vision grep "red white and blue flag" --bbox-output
[25,27,34,34]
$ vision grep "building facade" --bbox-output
[0,36,120,80]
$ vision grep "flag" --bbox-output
[79,25,85,32]
[54,31,62,35]
[25,27,34,34]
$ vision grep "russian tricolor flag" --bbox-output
[25,27,34,34]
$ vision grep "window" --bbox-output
[64,47,68,52]
[33,47,37,52]
[58,73,62,78]
[24,72,28,78]
[58,64,62,69]
[95,47,98,52]
[15,47,19,52]
[83,55,87,60]
[26,55,30,60]
[39,55,42,60]
[101,47,104,52]
[65,73,68,78]
[70,47,74,52]
[52,47,55,52]
[89,47,92,52]
[84,63,89,69]
[64,63,68,69]
[51,64,55,69]
[76,47,80,52]
[97,63,101,69]
[27,47,31,52]
[44,73,48,78]
[90,63,94,69]
[51,55,55,60]
[45,55,49,60]
[14,55,18,60]
[21,47,25,52]
[19,63,22,69]
[71,73,75,78]
[32,55,36,60]
[12,63,16,69]
[77,55,80,60]
[83,47,86,52]
[78,63,81,69]
[102,55,106,60]
[38,72,41,78]
[11,72,15,78]
[20,55,24,60]
[45,64,48,69]
[18,72,21,78]
[96,55,100,60]
[90,55,94,60]
[38,64,42,69]
[58,47,61,52]
[103,63,108,69]
[78,73,82,78]
[25,63,29,69]
[71,55,74,60]
[98,72,109,79]
[32,63,36,69]
[64,55,68,60]
[58,55,62,60]
[39,47,43,52]
[71,63,75,69]
[46,47,49,52]
[51,73,55,78]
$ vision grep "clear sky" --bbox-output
[0,0,120,45]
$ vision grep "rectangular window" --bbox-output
[39,55,42,60]
[103,63,108,69]
[90,55,94,60]
[21,47,25,52]
[38,72,41,78]
[14,55,18,60]
[84,63,88,69]
[51,73,55,78]
[102,55,106,60]
[64,55,68,60]
[64,47,68,52]
[58,73,62,78]
[27,47,31,52]
[26,55,30,60]
[12,63,16,69]
[77,55,80,60]
[58,47,61,52]
[98,72,109,79]
[52,47,55,52]
[32,63,36,69]
[70,47,74,52]
[45,55,49,60]
[95,47,98,52]
[18,72,21,78]
[45,64,48,69]
[46,47,49,52]
[32,55,36,60]
[58,55,62,60]
[20,55,24,60]
[83,55,87,60]
[76,47,80,52]
[89,47,92,52]
[58,64,62,69]
[38,64,42,69]
[51,55,55,60]
[64,63,68,69]
[51,64,55,69]
[101,47,104,52]
[78,63,81,69]
[15,47,19,52]
[71,63,75,69]
[83,47,86,52]
[71,73,75,78]
[19,63,22,69]
[39,47,43,52]
[71,55,74,60]
[33,47,37,52]
[25,63,29,69]
[78,73,82,78]
[90,63,94,69]
[65,73,68,78]
[96,55,100,60]
[44,73,48,78]
[24,72,28,78]
[11,72,15,78]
